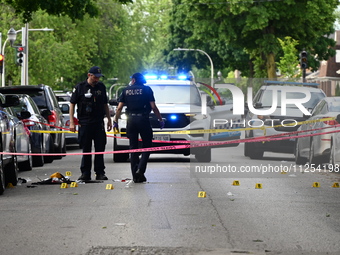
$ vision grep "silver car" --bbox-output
[59,102,79,145]
[295,97,340,166]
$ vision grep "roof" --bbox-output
[261,85,323,92]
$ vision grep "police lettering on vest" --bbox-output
[126,88,143,96]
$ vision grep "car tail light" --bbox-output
[65,117,79,127]
[323,118,338,126]
[48,110,58,126]
[22,119,35,127]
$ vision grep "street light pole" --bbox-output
[21,24,54,85]
[173,47,214,87]
[1,28,18,87]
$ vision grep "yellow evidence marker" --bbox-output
[106,184,114,190]
[312,182,320,188]
[332,182,339,188]
[70,182,78,188]
[61,183,68,189]
[255,183,262,189]
[198,191,206,197]
[232,180,240,186]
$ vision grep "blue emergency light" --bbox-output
[178,74,187,80]
[170,115,177,120]
[145,74,158,80]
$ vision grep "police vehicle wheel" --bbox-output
[244,141,250,157]
[195,148,211,162]
[113,138,129,162]
[248,142,264,159]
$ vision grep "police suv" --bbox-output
[110,75,241,163]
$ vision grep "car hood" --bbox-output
[156,103,201,113]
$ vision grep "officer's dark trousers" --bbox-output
[127,116,153,178]
[78,122,107,176]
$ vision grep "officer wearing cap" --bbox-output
[114,73,164,183]
[69,66,112,181]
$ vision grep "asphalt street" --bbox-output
[0,138,339,255]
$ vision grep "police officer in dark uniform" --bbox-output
[114,73,163,183]
[69,66,112,181]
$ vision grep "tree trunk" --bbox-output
[266,52,277,79]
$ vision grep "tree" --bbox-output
[276,36,300,79]
[4,0,132,22]
[168,0,338,79]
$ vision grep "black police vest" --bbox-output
[77,82,106,124]
[124,85,152,114]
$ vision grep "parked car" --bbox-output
[295,97,340,166]
[55,92,71,102]
[59,101,79,145]
[9,94,54,166]
[0,94,28,195]
[244,81,326,159]
[329,114,340,169]
[0,85,66,159]
[3,98,33,171]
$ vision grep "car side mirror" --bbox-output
[41,109,52,120]
[254,102,262,108]
[336,114,340,123]
[59,104,70,114]
[207,96,214,107]
[109,98,118,106]
[18,111,31,120]
[3,95,20,107]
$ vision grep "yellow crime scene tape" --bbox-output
[29,117,336,135]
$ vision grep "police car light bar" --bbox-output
[145,74,158,80]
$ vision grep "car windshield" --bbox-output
[11,97,38,114]
[148,84,201,105]
[261,90,325,109]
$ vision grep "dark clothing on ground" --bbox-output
[118,84,155,179]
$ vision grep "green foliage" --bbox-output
[167,0,338,78]
[4,0,132,22]
[1,0,171,90]
[276,36,300,78]
[336,83,340,96]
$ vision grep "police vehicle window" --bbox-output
[328,101,340,112]
[253,89,264,104]
[148,85,201,105]
[311,100,325,116]
[261,90,325,109]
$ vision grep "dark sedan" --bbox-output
[9,94,54,166]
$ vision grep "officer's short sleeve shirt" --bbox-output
[118,84,155,114]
